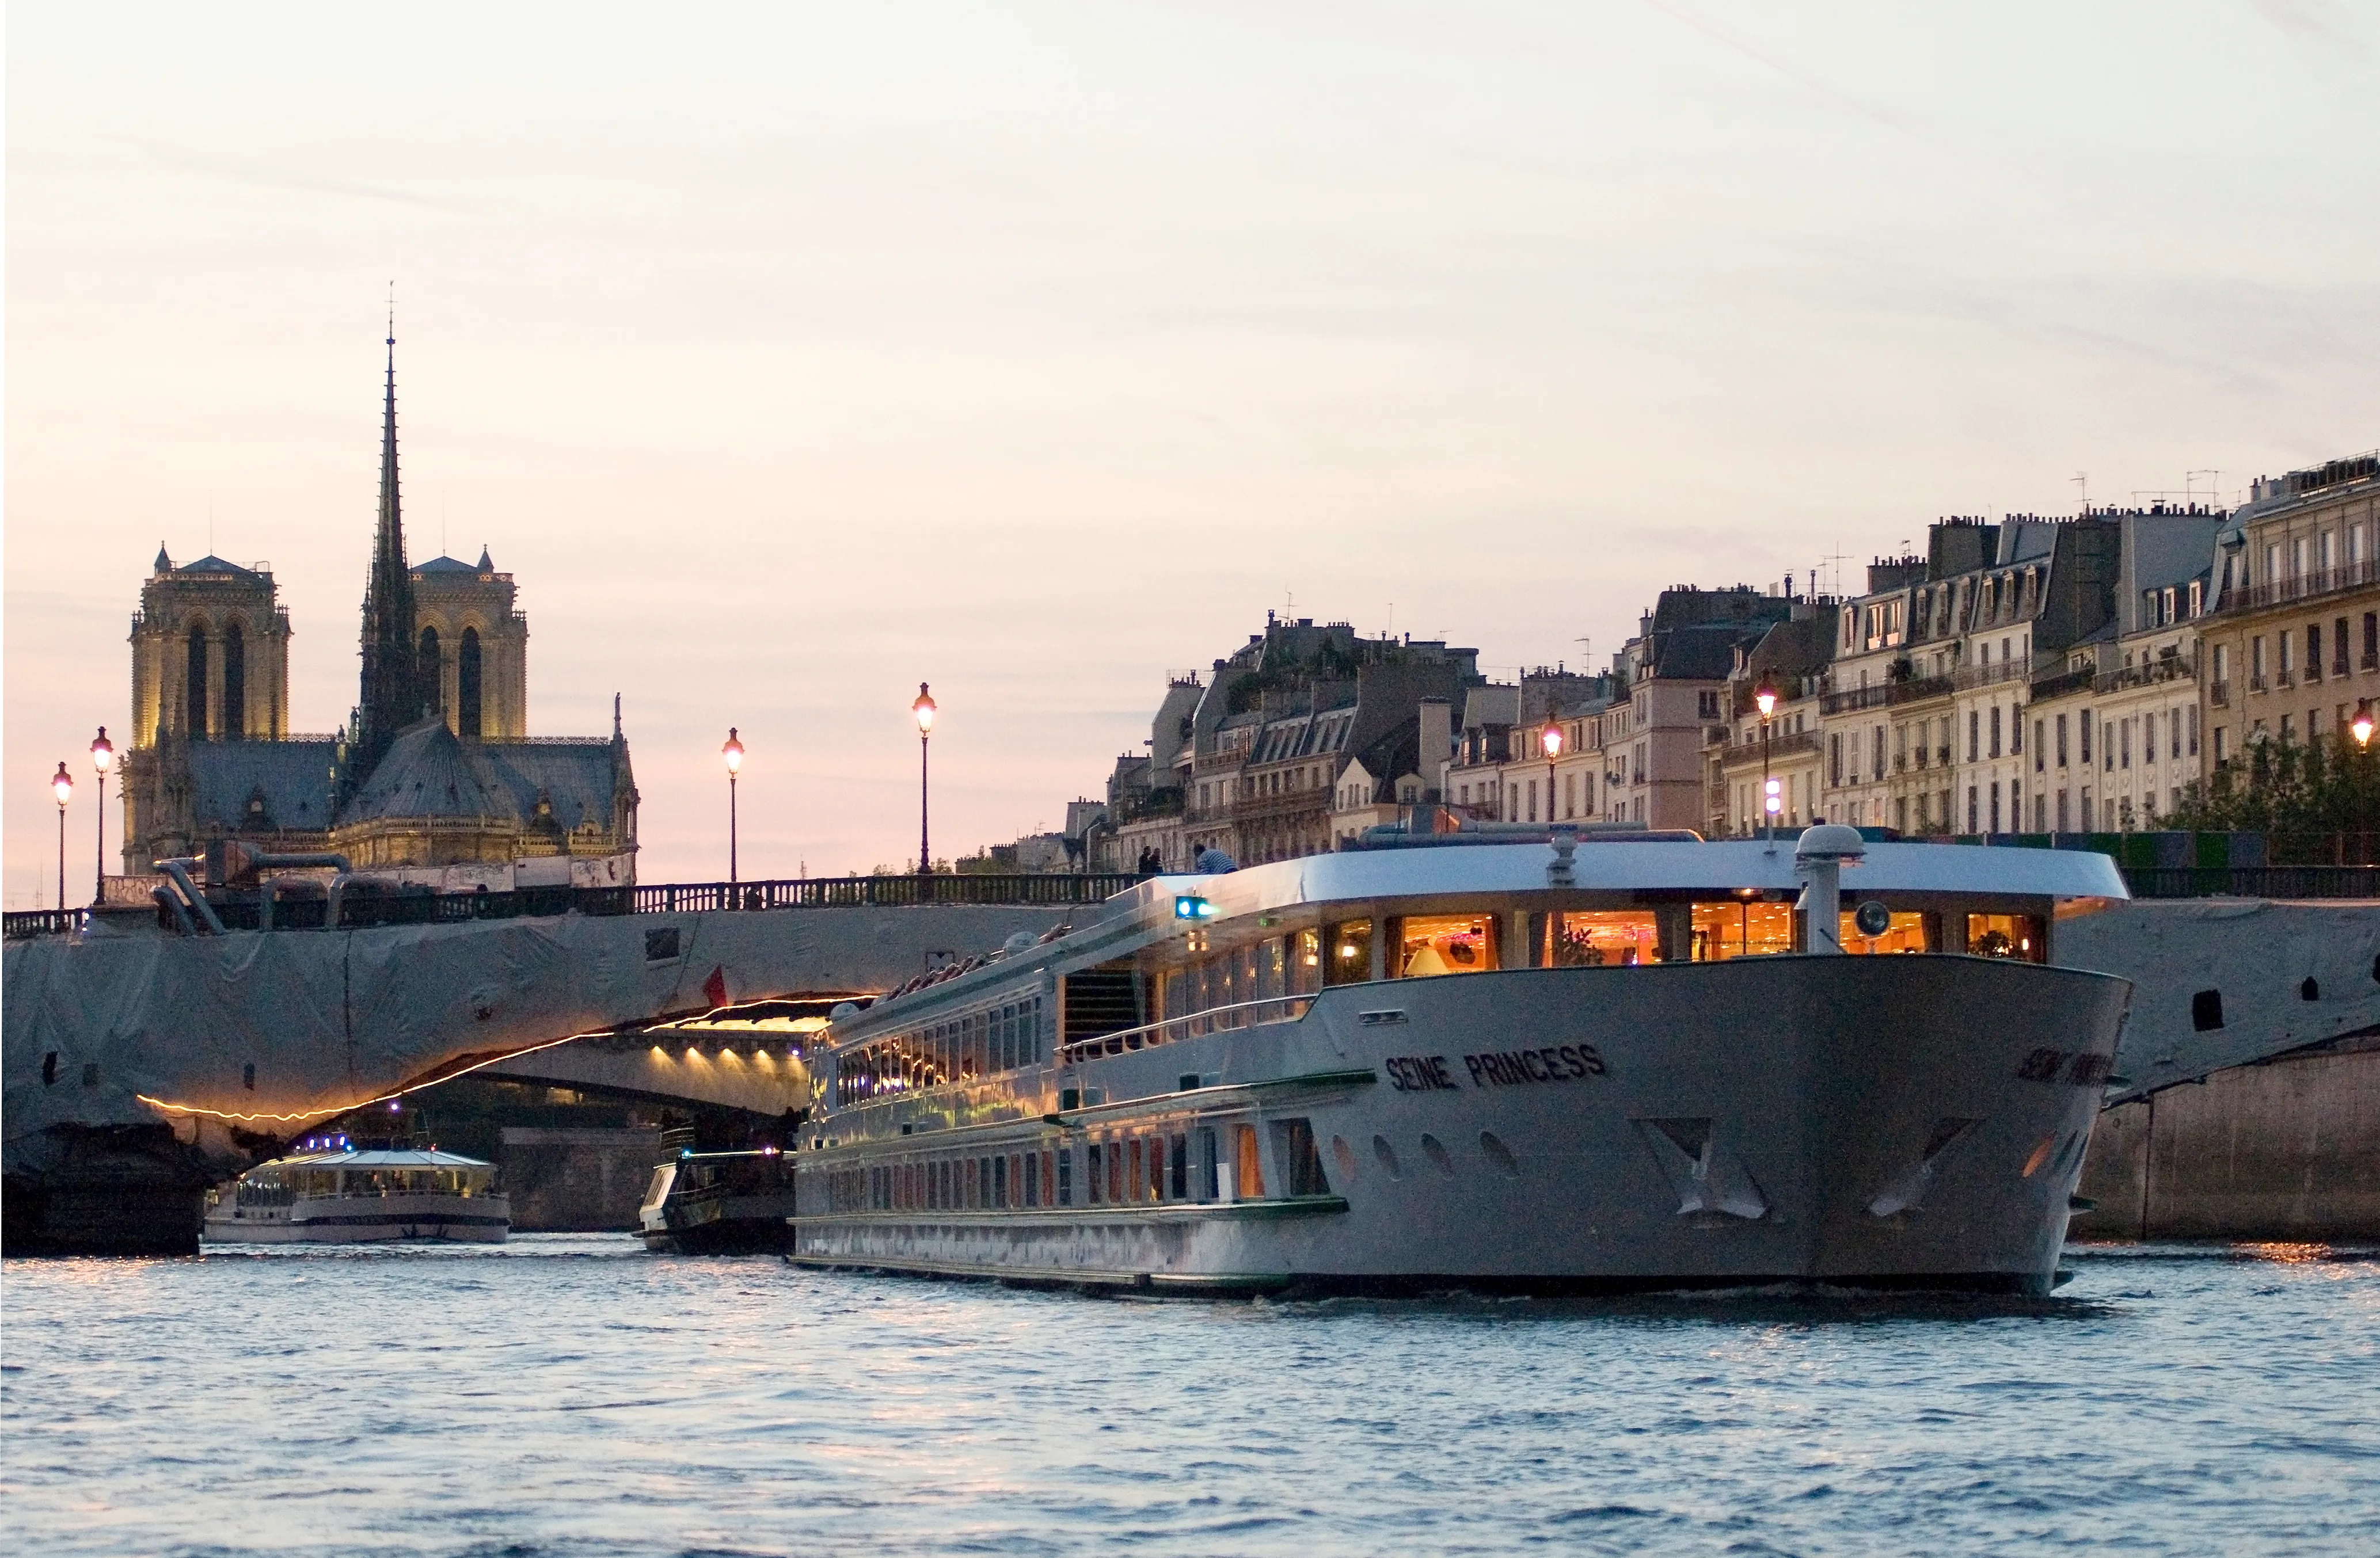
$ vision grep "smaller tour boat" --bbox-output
[204,1144,510,1244]
[638,1146,798,1254]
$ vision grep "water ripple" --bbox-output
[2,1238,2375,1555]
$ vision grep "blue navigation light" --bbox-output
[1174,895,1216,921]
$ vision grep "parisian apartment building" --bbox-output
[1067,450,2377,868]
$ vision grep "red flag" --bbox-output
[702,965,729,1008]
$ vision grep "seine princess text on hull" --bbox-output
[792,827,2130,1296]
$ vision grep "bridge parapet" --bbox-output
[5,873,1148,942]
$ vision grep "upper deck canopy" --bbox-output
[831,837,2127,1045]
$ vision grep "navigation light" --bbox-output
[1174,895,1216,920]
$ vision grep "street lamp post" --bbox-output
[89,727,114,904]
[912,683,937,877]
[721,728,744,887]
[1539,718,1564,824]
[1754,679,1779,843]
[52,762,74,911]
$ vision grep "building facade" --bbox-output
[2199,453,2380,771]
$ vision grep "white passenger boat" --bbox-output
[791,826,2134,1297]
[203,1145,510,1244]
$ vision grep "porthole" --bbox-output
[1371,1135,1402,1179]
[1479,1131,1520,1178]
[2191,989,2224,1031]
[1330,1134,1358,1183]
[1420,1133,1455,1178]
[2300,977,2321,1002]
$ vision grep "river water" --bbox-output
[4,1239,2375,1556]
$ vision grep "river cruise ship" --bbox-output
[203,1145,510,1244]
[791,826,2132,1296]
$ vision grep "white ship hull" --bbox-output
[795,957,2126,1296]
[204,1191,510,1244]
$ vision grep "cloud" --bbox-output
[120,137,474,214]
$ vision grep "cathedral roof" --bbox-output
[413,555,480,576]
[182,740,342,836]
[334,718,628,835]
[474,741,628,835]
[177,555,261,577]
[341,718,522,825]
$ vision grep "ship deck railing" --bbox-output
[1058,994,1317,1066]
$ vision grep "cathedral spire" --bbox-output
[355,310,422,786]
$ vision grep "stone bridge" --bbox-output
[2,892,1096,1251]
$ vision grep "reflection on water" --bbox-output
[4,1238,2376,1556]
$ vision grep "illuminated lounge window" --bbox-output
[1325,919,1374,985]
[1545,910,1656,966]
[1396,914,1497,977]
[1966,913,2046,962]
[1838,911,1930,954]
[1689,902,1792,960]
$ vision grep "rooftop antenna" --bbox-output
[1385,602,1394,639]
[2188,470,2219,510]
[2071,471,2088,513]
[1819,547,1853,600]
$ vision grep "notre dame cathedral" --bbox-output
[118,334,639,878]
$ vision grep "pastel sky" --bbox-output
[6,2,2375,901]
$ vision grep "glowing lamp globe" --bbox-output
[721,727,745,775]
[1754,681,1778,719]
[913,683,937,737]
[52,762,74,809]
[1540,722,1564,761]
[90,727,115,776]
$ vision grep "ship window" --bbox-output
[1688,902,1793,961]
[1127,1137,1145,1203]
[1325,920,1374,985]
[1257,938,1287,1003]
[1545,910,1657,967]
[1292,928,1323,996]
[1838,911,1929,955]
[1275,1118,1329,1197]
[1197,1127,1219,1201]
[1372,1134,1403,1179]
[1233,1123,1267,1200]
[1085,1143,1102,1203]
[1397,914,1497,977]
[1169,1134,1189,1199]
[1965,913,2045,963]
[1109,1138,1125,1203]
